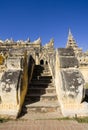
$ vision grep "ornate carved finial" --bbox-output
[66,29,82,54]
[0,39,3,43]
[68,28,73,39]
[50,38,54,46]
[50,38,54,43]
[27,37,30,42]
[69,28,72,35]
[33,37,41,44]
[10,37,14,42]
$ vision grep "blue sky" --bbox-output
[0,0,88,51]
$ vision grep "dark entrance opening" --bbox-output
[40,59,44,65]
[46,61,48,65]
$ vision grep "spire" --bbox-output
[66,29,82,54]
[66,29,78,49]
[68,28,73,38]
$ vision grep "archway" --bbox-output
[46,61,48,65]
[40,59,44,65]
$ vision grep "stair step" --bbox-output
[33,72,51,77]
[41,94,58,101]
[32,76,52,80]
[41,73,51,76]
[43,70,50,72]
[29,82,54,86]
[25,97,40,104]
[29,83,55,88]
[31,77,52,81]
[33,69,50,72]
[46,88,56,93]
[26,93,57,97]
[26,101,59,107]
[27,88,45,95]
[25,101,60,113]
[29,85,54,89]
[27,88,56,94]
[25,94,57,102]
[22,64,59,116]
[42,71,51,74]
[31,80,52,83]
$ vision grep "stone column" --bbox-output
[35,54,39,65]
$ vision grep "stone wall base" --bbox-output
[0,103,19,119]
[60,101,88,117]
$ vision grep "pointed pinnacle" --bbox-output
[68,28,72,36]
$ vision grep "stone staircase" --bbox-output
[20,65,62,119]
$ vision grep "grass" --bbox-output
[37,116,88,123]
[0,118,9,123]
[57,116,88,123]
[75,116,88,123]
[1,116,88,123]
[57,117,73,121]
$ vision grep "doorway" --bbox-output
[40,59,44,65]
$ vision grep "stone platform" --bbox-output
[0,119,88,130]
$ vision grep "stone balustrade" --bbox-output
[0,53,35,118]
[49,48,88,117]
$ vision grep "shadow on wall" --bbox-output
[82,89,88,102]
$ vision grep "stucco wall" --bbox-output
[79,67,88,83]
[54,48,87,117]
[0,53,35,118]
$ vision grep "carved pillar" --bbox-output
[35,53,39,65]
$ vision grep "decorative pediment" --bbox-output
[33,37,41,44]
